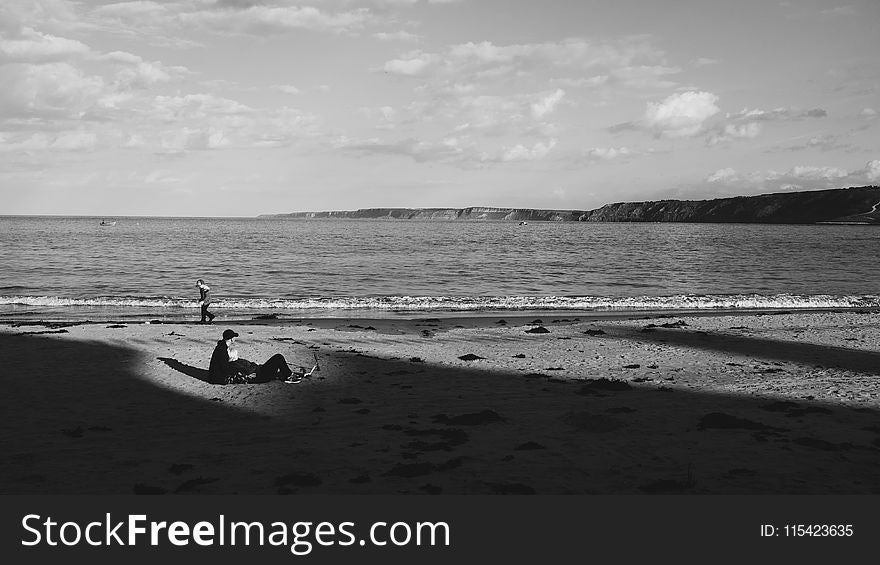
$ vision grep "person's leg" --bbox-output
[260,353,292,380]
[200,304,208,322]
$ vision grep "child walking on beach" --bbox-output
[196,279,215,323]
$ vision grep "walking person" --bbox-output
[196,279,216,323]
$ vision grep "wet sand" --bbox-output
[1,310,878,494]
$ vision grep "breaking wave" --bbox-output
[1,293,878,312]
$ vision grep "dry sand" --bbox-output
[1,310,878,494]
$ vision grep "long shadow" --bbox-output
[2,331,878,495]
[158,357,211,383]
[603,324,880,375]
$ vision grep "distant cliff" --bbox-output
[259,186,880,224]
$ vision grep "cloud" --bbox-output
[860,108,877,119]
[706,122,762,145]
[530,89,565,119]
[501,139,557,162]
[381,37,671,82]
[0,27,90,62]
[179,4,375,35]
[0,129,97,152]
[704,159,879,193]
[0,62,106,120]
[691,57,720,67]
[644,91,719,138]
[725,107,827,121]
[585,146,634,160]
[373,30,419,42]
[383,53,437,76]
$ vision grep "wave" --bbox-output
[1,294,878,312]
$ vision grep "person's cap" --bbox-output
[222,329,239,340]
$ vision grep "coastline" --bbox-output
[2,309,878,494]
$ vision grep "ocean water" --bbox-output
[1,216,878,321]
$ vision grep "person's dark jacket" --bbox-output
[199,287,212,305]
[208,340,230,384]
[208,340,259,384]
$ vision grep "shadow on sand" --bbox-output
[157,357,212,383]
[2,330,878,495]
[610,321,880,375]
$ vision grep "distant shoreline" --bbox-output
[260,185,880,225]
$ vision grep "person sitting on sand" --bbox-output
[196,279,215,323]
[208,329,318,385]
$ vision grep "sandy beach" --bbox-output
[1,310,878,495]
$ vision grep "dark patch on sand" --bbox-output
[458,353,485,361]
[525,326,550,334]
[582,329,606,336]
[514,441,546,451]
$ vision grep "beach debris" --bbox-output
[622,363,641,369]
[582,329,606,336]
[490,483,536,495]
[697,412,778,431]
[514,441,546,451]
[578,378,632,393]
[409,356,424,363]
[561,411,625,432]
[107,324,127,329]
[421,329,433,337]
[525,326,550,334]
[19,329,69,335]
[513,353,526,358]
[432,410,504,426]
[643,320,689,331]
[458,353,485,361]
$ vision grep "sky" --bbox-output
[1,0,878,216]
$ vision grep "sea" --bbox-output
[1,215,878,322]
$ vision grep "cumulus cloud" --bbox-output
[0,27,90,62]
[0,62,106,119]
[644,91,719,138]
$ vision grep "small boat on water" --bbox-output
[519,221,528,225]
[100,220,117,226]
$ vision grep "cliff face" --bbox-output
[261,186,880,224]
[582,186,880,224]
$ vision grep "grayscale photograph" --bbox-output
[1,0,878,497]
